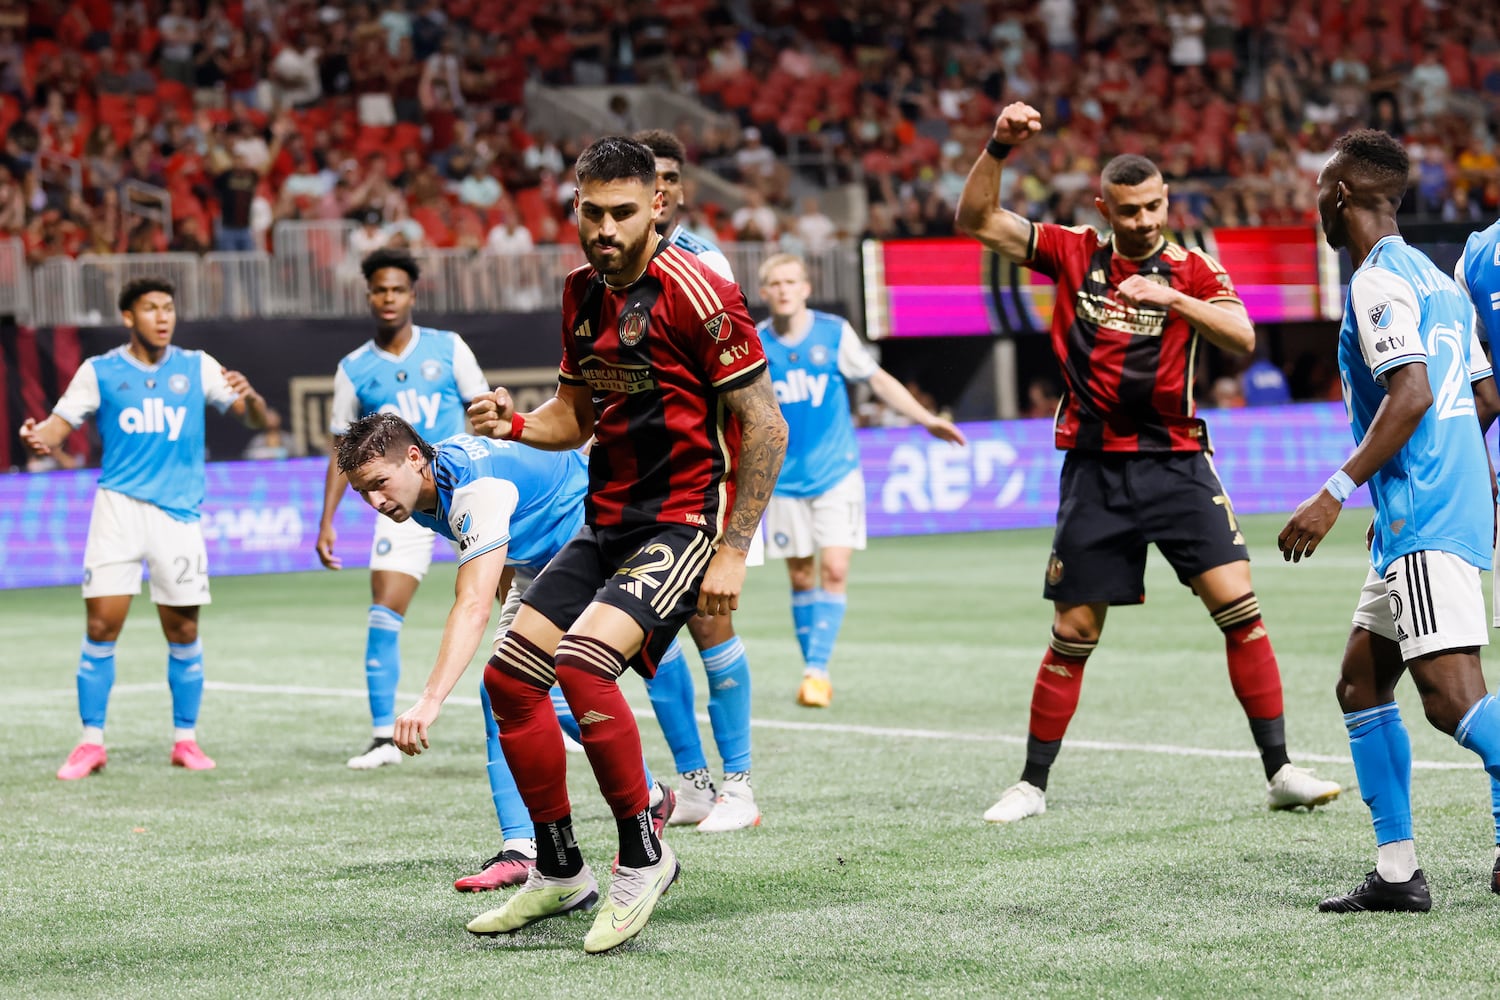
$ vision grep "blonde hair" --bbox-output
[757,252,809,286]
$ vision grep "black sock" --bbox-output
[1020,736,1062,792]
[534,816,584,878]
[1249,716,1290,780]
[1258,744,1291,781]
[615,809,662,869]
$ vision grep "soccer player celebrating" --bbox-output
[632,128,765,831]
[1280,129,1500,913]
[756,253,966,707]
[21,277,268,778]
[314,247,490,771]
[464,136,786,953]
[955,102,1341,823]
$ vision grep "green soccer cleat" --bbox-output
[465,865,598,937]
[584,841,679,954]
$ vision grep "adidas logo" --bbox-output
[711,678,739,691]
[1041,661,1074,678]
[1242,625,1267,642]
[577,710,615,726]
[621,580,644,600]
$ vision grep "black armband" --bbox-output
[985,138,1013,161]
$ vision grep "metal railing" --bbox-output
[10,221,862,327]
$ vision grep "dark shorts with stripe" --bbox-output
[1044,450,1250,606]
[521,522,715,678]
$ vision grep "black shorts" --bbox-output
[521,522,716,678]
[1043,450,1250,606]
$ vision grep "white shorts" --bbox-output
[764,468,867,560]
[82,488,211,606]
[746,520,765,567]
[368,513,458,580]
[1351,549,1488,660]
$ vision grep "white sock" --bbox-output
[81,726,105,745]
[1376,839,1419,883]
[502,837,536,859]
[1493,844,1500,863]
[648,781,663,808]
[803,667,829,680]
[173,728,196,743]
[373,725,395,739]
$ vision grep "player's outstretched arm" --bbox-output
[19,415,74,457]
[954,101,1042,261]
[316,440,345,570]
[393,544,508,756]
[698,371,787,617]
[866,368,967,445]
[468,383,595,450]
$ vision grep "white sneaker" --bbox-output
[983,781,1046,823]
[668,770,716,826]
[347,738,402,770]
[1267,763,1341,811]
[697,779,761,833]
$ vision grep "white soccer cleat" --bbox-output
[668,770,716,826]
[1266,763,1341,811]
[983,781,1046,823]
[346,738,402,770]
[696,780,761,833]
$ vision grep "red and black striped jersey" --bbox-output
[1024,223,1244,452]
[558,239,767,535]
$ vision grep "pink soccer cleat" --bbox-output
[57,742,108,780]
[170,740,217,771]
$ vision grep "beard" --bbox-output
[582,230,649,276]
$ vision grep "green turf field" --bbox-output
[4,513,1497,998]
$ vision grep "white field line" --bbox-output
[16,680,1483,772]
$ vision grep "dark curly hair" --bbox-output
[361,246,421,286]
[118,277,175,313]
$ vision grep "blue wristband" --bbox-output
[1324,470,1356,503]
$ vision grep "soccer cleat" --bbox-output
[696,780,761,833]
[584,841,679,954]
[1317,869,1431,913]
[170,740,216,771]
[454,849,537,892]
[983,781,1046,823]
[796,674,832,708]
[668,770,716,826]
[466,865,599,936]
[346,737,402,770]
[1266,763,1341,811]
[57,742,108,780]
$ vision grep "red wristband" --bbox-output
[508,413,525,441]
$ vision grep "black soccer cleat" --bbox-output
[1491,855,1500,896]
[1317,869,1431,913]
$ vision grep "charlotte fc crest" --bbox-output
[619,310,648,347]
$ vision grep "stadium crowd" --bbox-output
[1,0,1498,262]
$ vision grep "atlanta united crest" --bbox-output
[619,310,649,347]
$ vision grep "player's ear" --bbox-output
[1335,180,1348,210]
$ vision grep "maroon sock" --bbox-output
[555,635,651,820]
[486,642,570,823]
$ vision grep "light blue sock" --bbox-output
[791,589,818,663]
[167,639,205,730]
[481,680,532,842]
[77,638,117,730]
[550,684,655,790]
[806,590,848,674]
[1491,775,1500,847]
[1345,703,1413,845]
[703,636,752,773]
[644,639,708,774]
[364,605,403,729]
[1455,694,1500,781]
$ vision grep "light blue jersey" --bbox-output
[1455,218,1500,344]
[759,310,880,498]
[410,435,587,572]
[667,223,733,282]
[51,345,238,521]
[329,326,488,439]
[1339,235,1492,573]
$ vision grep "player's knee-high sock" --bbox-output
[487,639,570,822]
[643,639,708,774]
[552,682,657,792]
[1019,630,1096,791]
[703,636,752,774]
[791,588,818,663]
[480,678,532,843]
[1491,774,1500,848]
[1345,703,1416,880]
[1212,594,1290,780]
[364,605,403,734]
[805,590,847,677]
[1455,694,1500,786]
[166,639,205,737]
[77,638,117,740]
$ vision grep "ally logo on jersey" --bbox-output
[380,387,444,429]
[117,396,189,440]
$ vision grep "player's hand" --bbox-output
[923,417,967,446]
[316,522,341,569]
[696,545,747,617]
[393,698,441,756]
[19,417,51,457]
[993,102,1042,146]
[221,368,258,400]
[1116,274,1179,310]
[1278,491,1342,563]
[468,389,515,439]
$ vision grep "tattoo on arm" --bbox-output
[720,372,788,551]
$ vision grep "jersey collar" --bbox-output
[1359,234,1405,270]
[118,344,176,372]
[372,326,421,362]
